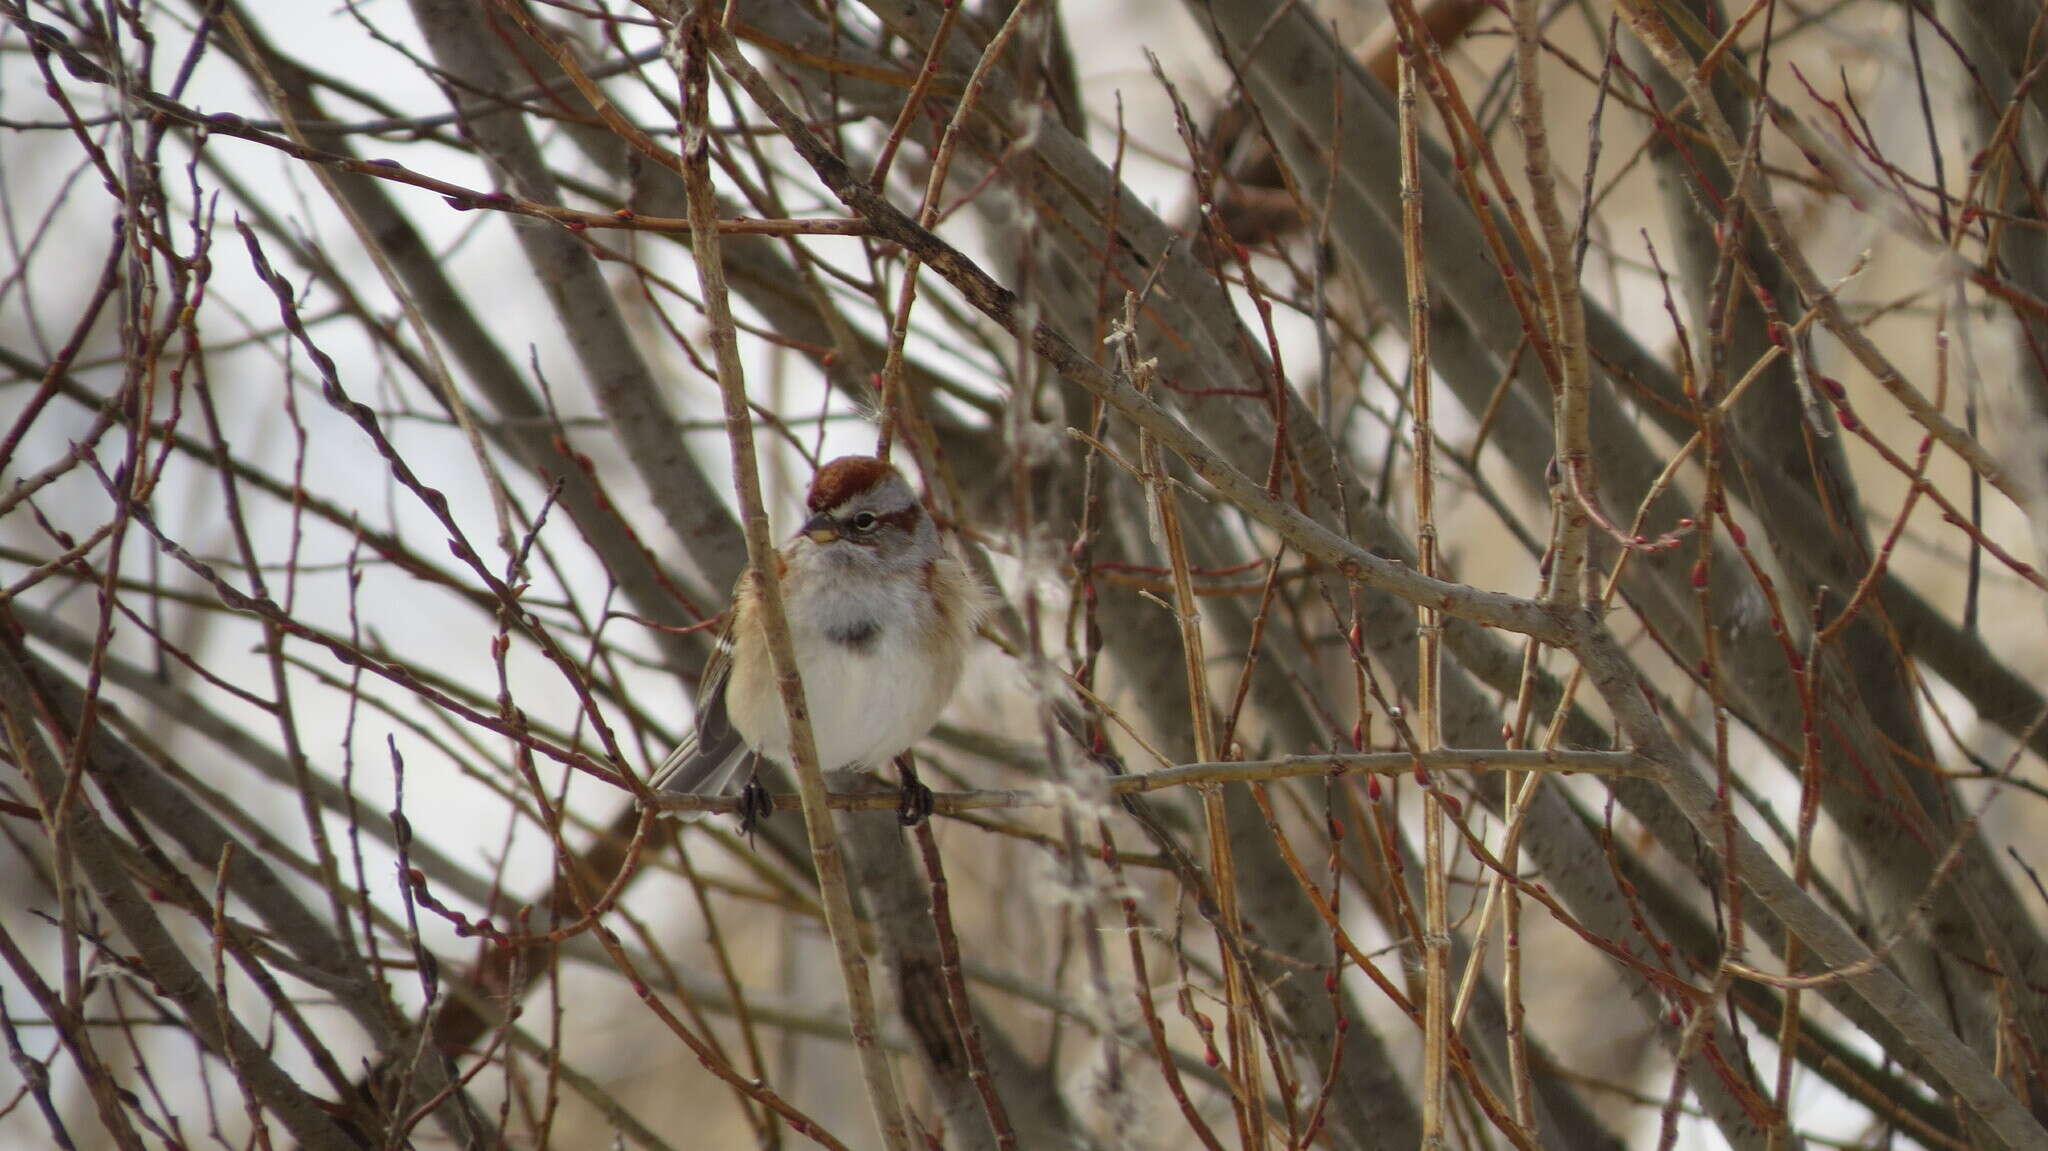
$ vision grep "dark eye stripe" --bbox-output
[830,505,921,546]
[871,507,921,532]
[838,506,919,533]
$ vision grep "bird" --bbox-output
[650,455,993,823]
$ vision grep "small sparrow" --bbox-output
[651,456,993,821]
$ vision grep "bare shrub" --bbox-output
[2,1,2046,1147]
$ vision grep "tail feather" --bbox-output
[649,729,753,820]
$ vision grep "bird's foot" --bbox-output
[736,776,775,836]
[894,756,934,826]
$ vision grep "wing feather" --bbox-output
[649,598,755,814]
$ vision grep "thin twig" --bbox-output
[673,5,908,1149]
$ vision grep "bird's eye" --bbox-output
[851,512,878,531]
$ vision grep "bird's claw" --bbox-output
[895,758,934,826]
[737,776,775,835]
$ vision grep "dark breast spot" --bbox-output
[825,618,881,652]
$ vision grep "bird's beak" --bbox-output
[801,512,840,545]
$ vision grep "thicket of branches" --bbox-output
[4,0,2048,1147]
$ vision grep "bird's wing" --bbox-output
[649,597,754,808]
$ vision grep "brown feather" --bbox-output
[806,456,897,512]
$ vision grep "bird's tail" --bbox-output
[648,729,752,821]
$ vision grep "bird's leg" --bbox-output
[736,763,775,836]
[893,753,934,826]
